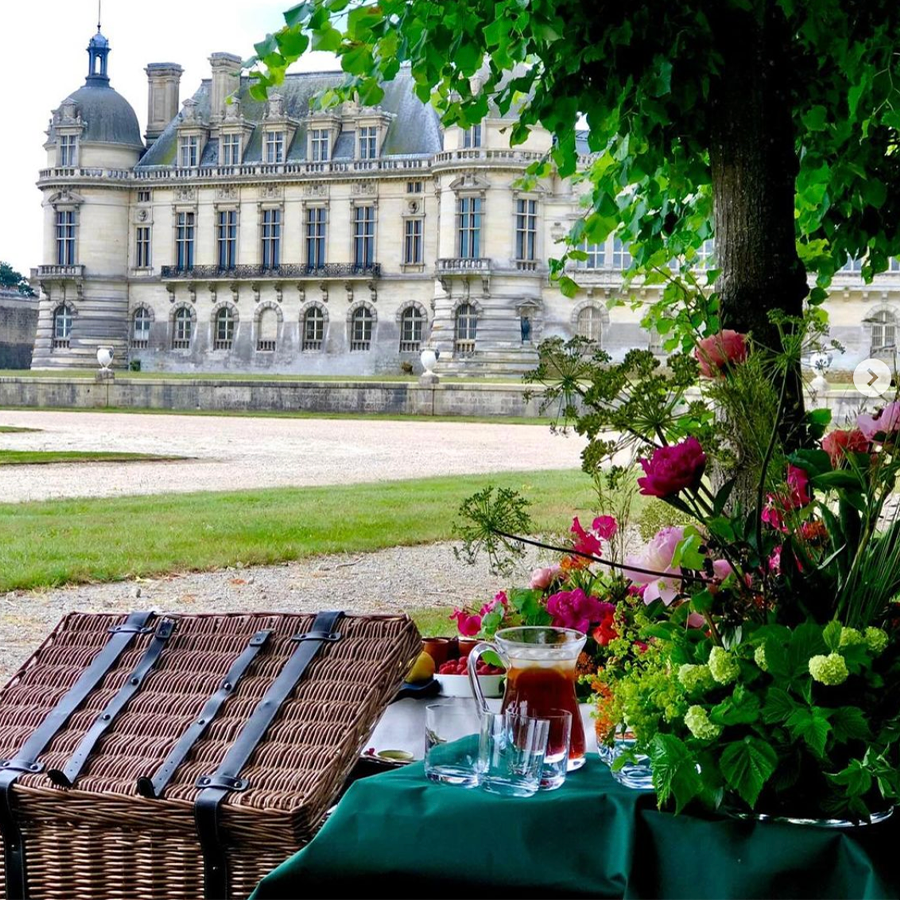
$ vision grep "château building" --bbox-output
[31,28,900,375]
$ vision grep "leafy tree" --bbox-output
[0,263,35,297]
[249,0,900,436]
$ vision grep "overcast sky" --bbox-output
[0,1,343,276]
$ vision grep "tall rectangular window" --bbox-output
[310,129,330,162]
[407,181,423,193]
[179,135,200,168]
[358,126,377,159]
[137,189,151,203]
[261,208,281,269]
[353,205,375,268]
[265,131,285,164]
[612,238,632,270]
[217,210,237,270]
[56,211,76,265]
[457,197,482,258]
[515,199,537,261]
[404,219,423,265]
[305,207,327,269]
[58,135,78,167]
[221,133,241,166]
[175,211,195,270]
[463,125,482,148]
[135,226,151,268]
[575,240,605,269]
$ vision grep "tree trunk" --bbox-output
[708,0,808,449]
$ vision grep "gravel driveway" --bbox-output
[0,541,538,683]
[0,411,583,502]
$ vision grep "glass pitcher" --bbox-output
[468,626,587,770]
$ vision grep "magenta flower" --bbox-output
[546,588,605,634]
[592,516,618,541]
[450,608,482,637]
[478,591,508,618]
[638,437,707,498]
[857,401,900,441]
[787,465,811,507]
[694,330,748,378]
[530,566,561,590]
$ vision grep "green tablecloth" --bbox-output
[251,758,899,899]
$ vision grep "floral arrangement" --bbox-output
[457,314,900,823]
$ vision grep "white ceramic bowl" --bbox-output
[434,673,504,698]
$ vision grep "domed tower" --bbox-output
[31,25,143,369]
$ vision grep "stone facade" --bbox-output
[30,31,900,377]
[0,290,38,369]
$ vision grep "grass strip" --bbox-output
[0,451,182,466]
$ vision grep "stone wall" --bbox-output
[0,292,38,369]
[0,376,549,418]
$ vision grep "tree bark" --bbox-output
[708,0,808,448]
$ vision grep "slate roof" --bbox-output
[49,84,143,148]
[138,68,443,168]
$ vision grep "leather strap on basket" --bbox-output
[48,618,176,789]
[136,629,273,799]
[194,610,344,900]
[0,610,156,900]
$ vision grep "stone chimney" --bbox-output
[209,53,242,123]
[145,63,184,146]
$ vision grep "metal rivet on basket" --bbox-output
[101,713,111,721]
[30,764,40,771]
[197,718,206,726]
[200,777,210,785]
[223,682,232,691]
[131,677,140,686]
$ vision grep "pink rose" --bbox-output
[857,402,900,442]
[546,588,605,634]
[623,526,684,605]
[450,608,482,637]
[694,330,748,378]
[638,437,707,498]
[822,428,869,466]
[530,566,561,590]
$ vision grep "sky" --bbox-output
[0,1,343,276]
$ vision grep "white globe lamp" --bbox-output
[97,347,114,371]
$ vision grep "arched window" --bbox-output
[52,305,73,349]
[257,307,278,352]
[302,307,325,351]
[131,308,150,348]
[400,307,425,352]
[350,307,373,351]
[455,303,477,356]
[214,307,235,351]
[576,306,602,343]
[172,308,192,349]
[871,309,897,356]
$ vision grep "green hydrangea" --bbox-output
[708,646,740,685]
[808,652,849,686]
[678,663,715,694]
[754,644,768,672]
[864,627,889,655]
[839,627,865,648]
[684,705,722,741]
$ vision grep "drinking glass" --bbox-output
[424,700,483,787]
[478,709,549,798]
[535,708,572,791]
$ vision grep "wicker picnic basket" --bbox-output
[0,610,421,900]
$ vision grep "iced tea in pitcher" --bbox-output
[468,627,587,769]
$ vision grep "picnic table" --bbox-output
[251,698,900,899]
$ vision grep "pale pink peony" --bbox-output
[857,402,900,442]
[694,330,748,378]
[530,566,562,590]
[623,526,684,605]
[638,437,707,498]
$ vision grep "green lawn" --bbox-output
[0,450,181,466]
[0,469,591,593]
[0,426,39,434]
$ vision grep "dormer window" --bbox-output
[58,135,78,167]
[179,135,200,168]
[265,131,285,164]
[310,129,330,162]
[358,126,378,160]
[221,133,241,166]
[463,125,482,148]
